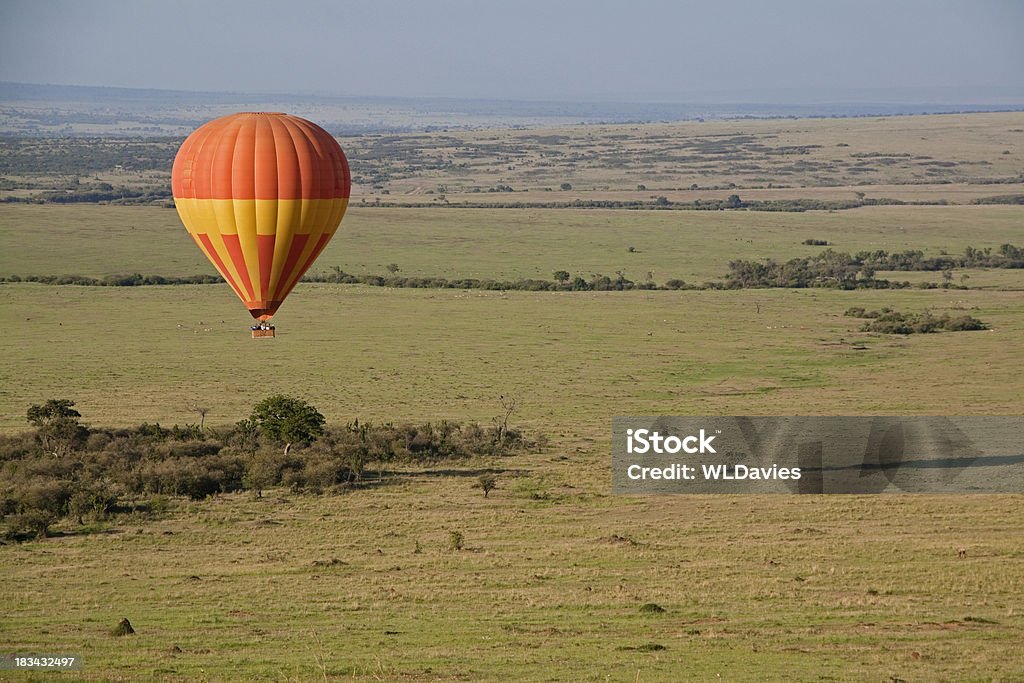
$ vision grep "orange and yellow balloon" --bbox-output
[171,112,350,320]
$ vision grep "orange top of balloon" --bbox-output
[171,112,351,320]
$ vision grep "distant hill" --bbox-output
[1,81,1022,137]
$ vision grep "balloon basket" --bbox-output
[251,326,276,339]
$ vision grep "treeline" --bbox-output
[1,396,536,542]
[973,194,1024,205]
[3,187,172,204]
[5,244,1019,293]
[360,196,927,212]
[858,243,1024,270]
[6,192,1018,211]
[0,137,179,175]
[844,307,987,334]
[10,192,1021,210]
[304,267,693,291]
[723,244,1024,290]
[1,273,222,286]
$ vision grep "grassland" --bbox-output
[1,113,1023,680]
[4,484,1023,681]
[2,203,1023,285]
[349,113,1024,204]
[3,112,1023,207]
[3,284,1024,433]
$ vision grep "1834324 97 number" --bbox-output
[0,654,82,670]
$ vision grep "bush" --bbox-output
[66,479,119,523]
[18,479,73,517]
[242,448,302,495]
[3,510,55,541]
[0,397,546,542]
[137,454,244,499]
[849,308,988,334]
[0,432,36,461]
[943,315,988,331]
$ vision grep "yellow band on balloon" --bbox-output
[174,197,348,303]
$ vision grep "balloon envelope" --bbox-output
[171,112,350,320]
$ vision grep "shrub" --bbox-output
[850,308,988,334]
[3,510,55,541]
[18,479,73,516]
[137,454,244,499]
[0,432,36,461]
[242,448,300,496]
[943,315,987,331]
[66,479,119,523]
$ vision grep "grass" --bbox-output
[2,113,1023,679]
[3,483,1022,680]
[2,284,1022,433]
[2,203,1023,284]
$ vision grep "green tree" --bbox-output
[249,395,326,453]
[26,399,87,456]
[27,399,80,426]
[560,182,572,191]
[552,270,570,283]
[725,194,742,209]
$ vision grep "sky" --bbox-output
[1,0,1022,101]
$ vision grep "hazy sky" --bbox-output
[1,0,1021,100]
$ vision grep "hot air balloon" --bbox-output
[171,112,350,337]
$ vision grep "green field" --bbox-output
[3,284,1024,434]
[2,203,1022,284]
[2,114,1023,681]
[5,484,1023,681]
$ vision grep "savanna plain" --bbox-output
[1,112,1023,681]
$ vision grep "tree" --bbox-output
[476,474,497,498]
[27,399,80,427]
[725,194,742,209]
[188,404,210,431]
[492,395,517,445]
[250,395,325,453]
[386,263,400,274]
[552,270,570,283]
[560,182,572,191]
[27,399,87,456]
